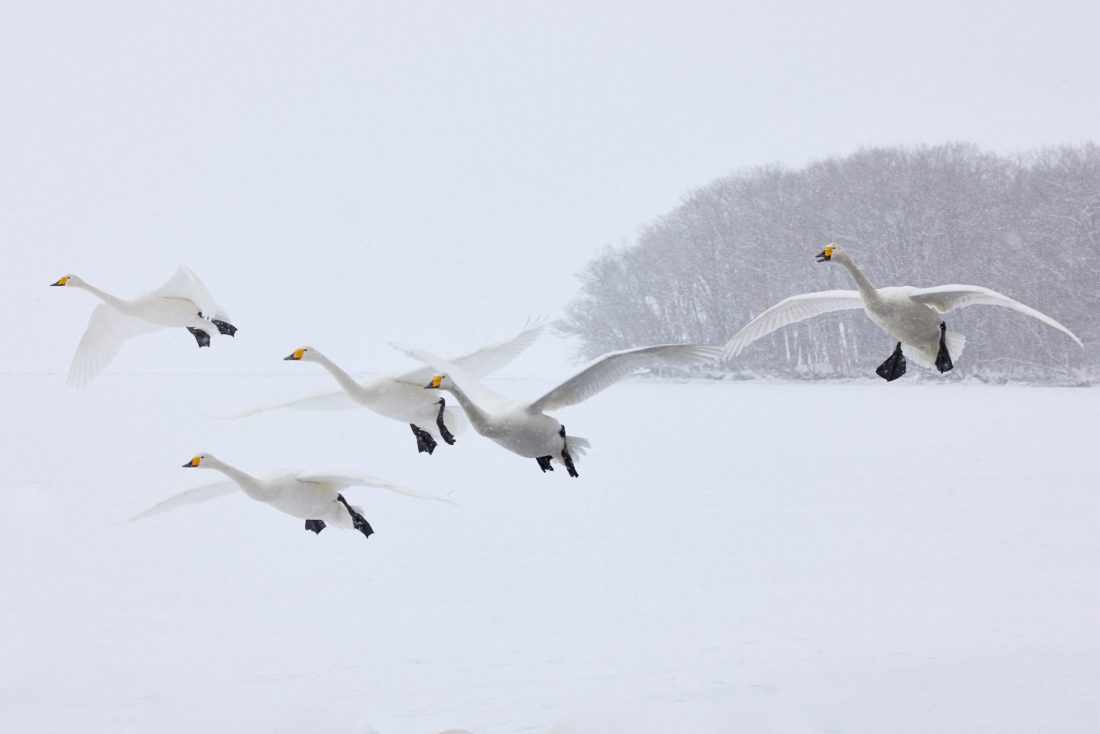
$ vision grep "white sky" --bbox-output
[4,0,1098,377]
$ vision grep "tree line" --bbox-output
[561,143,1099,383]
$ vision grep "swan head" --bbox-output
[424,374,446,390]
[815,243,844,263]
[50,274,80,287]
[283,346,317,362]
[182,452,217,468]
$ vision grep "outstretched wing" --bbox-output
[222,390,359,419]
[68,303,162,387]
[127,481,239,523]
[722,290,864,360]
[395,319,547,384]
[153,266,231,321]
[451,318,547,376]
[909,285,1083,346]
[529,344,723,414]
[297,473,457,504]
[393,344,516,414]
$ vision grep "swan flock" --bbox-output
[55,246,1083,537]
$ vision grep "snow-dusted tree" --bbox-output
[562,143,1098,383]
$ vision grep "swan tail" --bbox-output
[903,331,966,373]
[566,435,590,457]
[946,330,966,363]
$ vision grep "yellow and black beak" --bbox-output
[284,348,305,361]
[50,276,69,286]
[815,244,835,263]
[424,374,443,389]
[182,456,201,468]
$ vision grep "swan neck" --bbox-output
[313,353,363,397]
[441,380,491,432]
[836,254,877,299]
[208,460,265,499]
[76,281,126,309]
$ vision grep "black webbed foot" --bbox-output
[536,456,555,472]
[212,319,237,337]
[304,519,326,534]
[435,398,456,446]
[935,321,953,373]
[875,342,906,382]
[410,424,437,455]
[559,424,579,478]
[337,494,374,539]
[187,327,211,348]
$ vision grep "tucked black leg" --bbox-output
[410,424,437,455]
[559,425,579,478]
[304,519,326,534]
[875,341,907,382]
[336,494,374,539]
[435,398,456,446]
[935,321,954,373]
[187,327,211,348]
[212,319,237,337]
[536,456,555,472]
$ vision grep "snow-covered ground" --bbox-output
[1,372,1098,733]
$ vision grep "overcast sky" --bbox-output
[4,0,1098,379]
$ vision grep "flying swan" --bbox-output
[129,453,453,539]
[268,322,546,455]
[722,243,1082,380]
[400,342,723,477]
[52,267,237,386]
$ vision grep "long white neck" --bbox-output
[73,280,127,310]
[834,252,878,302]
[439,380,492,434]
[310,352,367,400]
[204,458,267,500]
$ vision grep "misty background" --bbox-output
[3,1,1099,384]
[3,3,1100,732]
[563,143,1098,383]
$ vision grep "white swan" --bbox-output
[52,267,237,386]
[722,243,1083,380]
[129,453,452,538]
[400,343,723,477]
[267,322,546,455]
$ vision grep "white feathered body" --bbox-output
[464,400,588,462]
[116,291,212,331]
[860,286,967,369]
[244,471,359,528]
[353,376,469,439]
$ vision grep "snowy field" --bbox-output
[1,371,1098,733]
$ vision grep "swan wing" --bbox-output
[395,319,547,384]
[223,389,359,419]
[451,318,547,376]
[127,481,239,522]
[153,266,230,321]
[529,344,723,413]
[68,303,162,387]
[910,285,1082,346]
[392,344,515,413]
[722,290,864,360]
[298,473,457,504]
